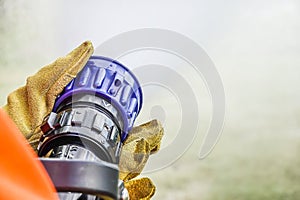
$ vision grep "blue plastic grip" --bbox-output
[53,56,143,141]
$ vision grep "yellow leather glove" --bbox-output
[3,41,94,148]
[120,119,163,199]
[2,41,163,200]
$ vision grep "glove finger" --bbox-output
[45,41,94,113]
[27,41,94,125]
[124,119,164,154]
[120,120,164,181]
[27,41,94,147]
[124,177,156,200]
[3,41,93,148]
[119,138,150,181]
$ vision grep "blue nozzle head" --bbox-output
[53,56,143,141]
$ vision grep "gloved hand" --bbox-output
[120,119,163,199]
[3,41,94,148]
[2,41,163,200]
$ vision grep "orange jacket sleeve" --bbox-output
[0,109,59,200]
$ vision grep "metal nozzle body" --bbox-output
[38,56,142,200]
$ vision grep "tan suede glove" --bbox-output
[2,41,163,200]
[120,119,163,199]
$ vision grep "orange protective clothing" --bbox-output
[0,109,58,200]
